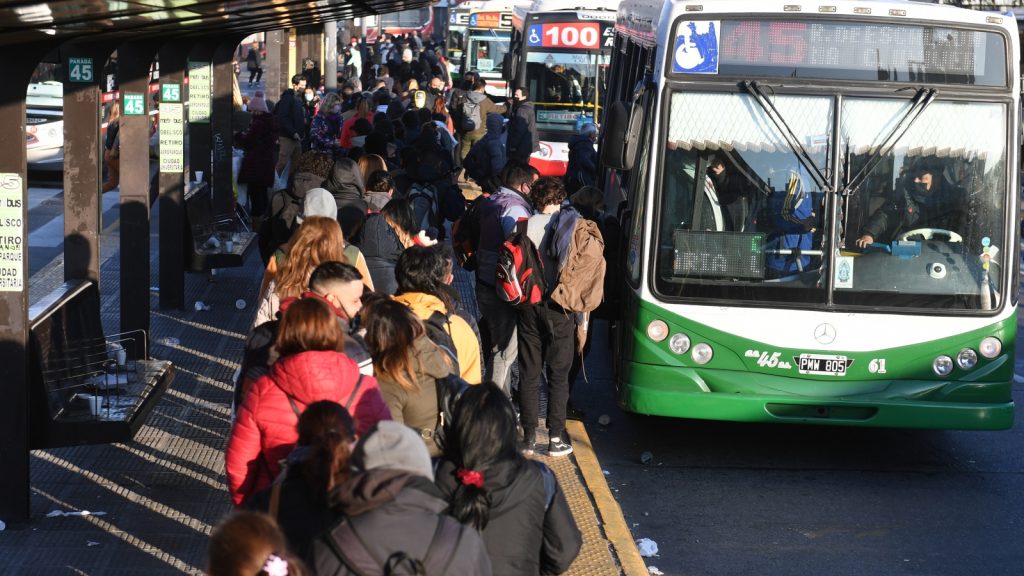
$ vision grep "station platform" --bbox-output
[0,200,648,575]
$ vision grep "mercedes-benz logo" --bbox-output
[814,323,836,345]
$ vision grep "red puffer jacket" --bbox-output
[226,350,391,506]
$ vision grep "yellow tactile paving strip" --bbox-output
[531,423,649,576]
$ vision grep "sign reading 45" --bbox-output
[68,57,94,83]
[161,83,181,103]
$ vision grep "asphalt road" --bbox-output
[575,319,1024,576]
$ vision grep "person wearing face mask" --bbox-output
[276,75,309,177]
[423,75,447,112]
[506,87,538,166]
[855,158,966,248]
[309,92,344,155]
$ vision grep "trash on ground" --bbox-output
[640,451,654,465]
[47,509,107,518]
[637,537,659,557]
[156,337,181,347]
[598,414,611,426]
[235,299,247,310]
[602,470,610,475]
[648,566,665,575]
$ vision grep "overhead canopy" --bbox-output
[0,0,433,48]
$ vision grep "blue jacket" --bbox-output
[475,187,533,286]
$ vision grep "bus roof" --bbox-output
[466,0,531,13]
[616,0,1018,48]
[513,0,619,28]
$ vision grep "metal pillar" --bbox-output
[116,40,161,338]
[325,21,338,91]
[62,42,119,285]
[158,43,189,310]
[265,30,284,101]
[0,39,59,524]
[211,38,242,217]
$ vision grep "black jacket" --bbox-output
[507,100,539,164]
[564,133,597,194]
[322,158,368,241]
[277,89,306,139]
[861,178,966,243]
[245,448,336,566]
[357,213,404,295]
[435,458,581,575]
[313,471,492,576]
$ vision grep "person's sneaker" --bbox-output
[548,437,573,457]
[522,431,536,456]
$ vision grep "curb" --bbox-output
[567,420,649,576]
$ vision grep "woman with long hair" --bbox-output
[362,298,455,457]
[208,511,306,576]
[358,196,416,294]
[101,100,121,193]
[435,382,581,574]
[254,215,372,327]
[227,298,390,507]
[358,153,388,186]
[245,400,356,563]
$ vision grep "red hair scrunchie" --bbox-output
[456,468,484,488]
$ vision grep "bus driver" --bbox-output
[855,159,966,248]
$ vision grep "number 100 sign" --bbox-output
[527,23,601,49]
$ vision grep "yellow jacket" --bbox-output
[392,292,482,384]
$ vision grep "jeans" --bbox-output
[476,281,518,397]
[517,302,575,441]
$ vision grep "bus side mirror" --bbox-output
[601,101,642,171]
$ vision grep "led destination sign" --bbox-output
[670,19,1006,86]
[673,231,764,280]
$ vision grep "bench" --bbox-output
[184,181,258,272]
[28,280,174,449]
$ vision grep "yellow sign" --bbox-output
[0,173,24,292]
[159,103,185,173]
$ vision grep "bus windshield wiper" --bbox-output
[742,80,831,193]
[841,87,937,197]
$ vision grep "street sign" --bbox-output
[123,93,145,115]
[161,83,181,103]
[68,57,94,83]
[159,103,185,173]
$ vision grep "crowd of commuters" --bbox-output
[214,30,615,575]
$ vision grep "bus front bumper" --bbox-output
[618,362,1014,430]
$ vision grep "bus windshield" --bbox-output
[467,30,510,75]
[526,51,609,133]
[653,90,1007,312]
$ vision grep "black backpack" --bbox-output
[452,196,485,271]
[323,515,465,576]
[423,311,459,372]
[262,188,304,251]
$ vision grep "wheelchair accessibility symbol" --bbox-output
[528,25,541,46]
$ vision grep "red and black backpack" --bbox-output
[495,219,546,306]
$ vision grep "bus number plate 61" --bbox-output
[796,354,853,376]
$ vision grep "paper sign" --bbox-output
[188,61,211,123]
[0,174,24,291]
[159,103,185,173]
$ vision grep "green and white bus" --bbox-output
[600,0,1019,429]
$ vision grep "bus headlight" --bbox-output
[668,333,691,355]
[691,343,713,365]
[979,337,1001,359]
[932,355,954,377]
[956,348,978,370]
[646,320,668,342]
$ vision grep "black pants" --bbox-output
[517,302,574,441]
[248,67,263,84]
[249,183,269,217]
